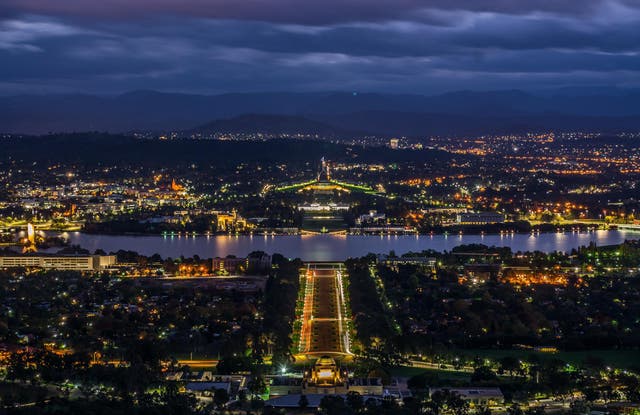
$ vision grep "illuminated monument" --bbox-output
[263,157,382,234]
[318,157,331,181]
[271,157,378,195]
[22,223,38,253]
[300,355,382,395]
[269,158,381,233]
[304,356,346,391]
[170,178,185,192]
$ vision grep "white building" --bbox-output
[298,203,350,212]
[0,255,116,271]
[456,212,505,225]
[356,211,386,225]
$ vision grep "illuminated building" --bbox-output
[356,210,386,225]
[378,255,437,271]
[27,223,35,245]
[170,179,185,192]
[298,203,349,212]
[456,212,505,224]
[215,209,248,232]
[304,356,346,392]
[212,257,248,274]
[272,158,376,195]
[212,252,271,274]
[300,182,349,194]
[0,255,116,271]
[318,157,331,181]
[63,203,77,217]
[286,356,383,396]
[22,223,38,253]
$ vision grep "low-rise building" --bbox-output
[378,255,437,269]
[269,376,303,396]
[212,257,247,274]
[298,203,350,212]
[212,252,272,274]
[0,255,116,271]
[456,212,506,224]
[185,381,231,397]
[348,377,383,396]
[215,209,250,232]
[356,211,386,225]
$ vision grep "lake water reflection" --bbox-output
[62,230,637,261]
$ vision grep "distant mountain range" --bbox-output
[2,89,640,135]
[191,113,359,137]
[314,111,640,136]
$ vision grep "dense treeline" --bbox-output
[0,269,261,359]
[262,254,303,365]
[345,257,396,349]
[8,393,198,415]
[1,133,456,167]
[0,257,306,412]
[345,257,409,380]
[83,216,215,235]
[2,338,202,413]
[378,263,640,353]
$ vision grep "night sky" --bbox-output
[1,0,639,94]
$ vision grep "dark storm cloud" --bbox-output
[0,0,639,94]
[4,0,640,24]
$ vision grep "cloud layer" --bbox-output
[1,0,639,94]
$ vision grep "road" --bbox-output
[98,358,220,369]
[0,220,84,232]
[408,360,475,373]
[297,262,352,360]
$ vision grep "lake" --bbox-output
[59,230,637,261]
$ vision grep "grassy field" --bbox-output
[459,349,640,370]
[390,366,471,381]
[0,382,51,405]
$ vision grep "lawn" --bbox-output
[390,366,471,381]
[459,349,640,370]
[0,382,51,405]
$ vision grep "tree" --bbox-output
[471,366,498,383]
[498,356,521,377]
[213,388,229,409]
[408,371,440,390]
[525,407,544,415]
[6,352,36,382]
[298,394,309,410]
[248,376,267,397]
[583,388,599,403]
[449,394,469,415]
[569,400,589,415]
[428,390,448,415]
[250,397,264,412]
[346,391,364,412]
[163,382,197,415]
[428,390,469,415]
[238,389,248,404]
[319,395,346,415]
[507,403,524,415]
[217,355,253,374]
